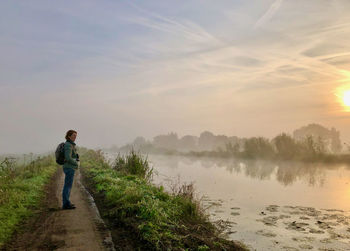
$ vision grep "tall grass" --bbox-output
[81,150,246,250]
[112,149,153,181]
[0,155,57,247]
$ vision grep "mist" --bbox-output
[2,1,350,250]
[2,0,350,154]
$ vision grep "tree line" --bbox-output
[108,124,345,161]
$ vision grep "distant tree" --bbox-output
[293,124,342,153]
[330,128,342,153]
[133,136,147,147]
[198,131,215,151]
[131,136,155,152]
[178,135,198,152]
[243,137,275,159]
[299,135,317,159]
[225,142,241,156]
[273,133,298,160]
[315,136,326,154]
[296,135,327,160]
[214,135,229,151]
[153,132,179,150]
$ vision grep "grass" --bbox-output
[80,148,247,250]
[0,155,57,247]
[112,149,153,182]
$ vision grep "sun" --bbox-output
[343,90,350,107]
[335,86,350,111]
[335,77,350,111]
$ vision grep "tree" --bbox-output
[153,132,179,150]
[293,124,342,153]
[178,135,198,151]
[273,133,298,160]
[198,131,215,151]
[133,136,147,147]
[225,142,240,156]
[243,137,275,159]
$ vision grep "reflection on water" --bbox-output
[149,155,350,187]
[148,155,350,251]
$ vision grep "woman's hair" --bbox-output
[65,130,77,140]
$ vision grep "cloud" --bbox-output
[123,1,221,45]
[321,55,350,68]
[254,0,284,29]
[3,0,350,153]
[302,42,350,58]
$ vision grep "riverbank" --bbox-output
[80,148,248,250]
[1,149,248,250]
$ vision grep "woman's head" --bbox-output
[65,130,77,141]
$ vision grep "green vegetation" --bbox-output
[113,150,153,182]
[0,155,57,247]
[80,149,247,250]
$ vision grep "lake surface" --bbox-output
[106,152,350,251]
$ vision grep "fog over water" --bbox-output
[135,154,350,250]
[104,151,350,250]
[145,155,350,210]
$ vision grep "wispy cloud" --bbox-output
[123,1,222,45]
[2,0,350,153]
[254,0,284,29]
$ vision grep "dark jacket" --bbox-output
[63,140,78,170]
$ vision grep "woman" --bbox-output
[62,129,79,210]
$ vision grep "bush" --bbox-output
[112,149,153,182]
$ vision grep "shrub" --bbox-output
[112,149,153,182]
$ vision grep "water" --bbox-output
[106,152,350,250]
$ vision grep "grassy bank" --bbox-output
[0,155,57,247]
[80,148,247,250]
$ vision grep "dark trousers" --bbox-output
[62,167,75,207]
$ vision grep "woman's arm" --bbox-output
[64,143,78,166]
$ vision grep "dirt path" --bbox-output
[2,168,114,251]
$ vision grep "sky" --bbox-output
[1,0,350,154]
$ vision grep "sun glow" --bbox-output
[335,71,350,111]
[335,87,350,111]
[343,90,350,107]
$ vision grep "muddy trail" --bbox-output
[2,168,115,251]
